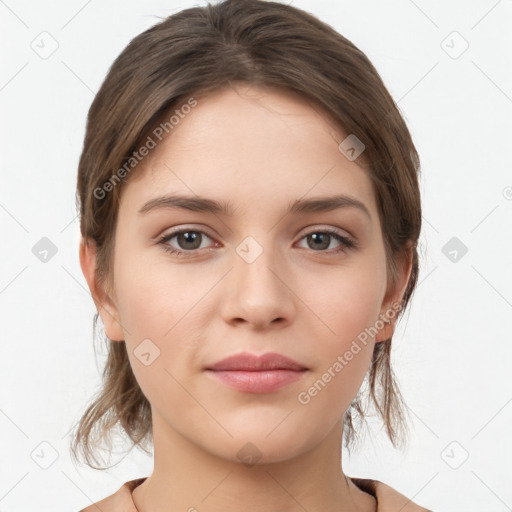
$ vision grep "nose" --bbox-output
[220,239,296,330]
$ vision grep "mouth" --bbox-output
[204,352,308,393]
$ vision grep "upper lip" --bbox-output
[205,352,308,371]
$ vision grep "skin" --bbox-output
[80,83,413,512]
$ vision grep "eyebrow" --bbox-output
[138,193,371,219]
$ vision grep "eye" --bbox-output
[157,227,358,258]
[157,229,217,257]
[296,228,357,254]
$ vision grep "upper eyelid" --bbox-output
[162,226,216,242]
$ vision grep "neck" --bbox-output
[132,415,376,512]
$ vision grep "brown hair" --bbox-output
[71,0,422,469]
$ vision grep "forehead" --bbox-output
[119,84,378,222]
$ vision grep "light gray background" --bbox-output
[1,1,511,511]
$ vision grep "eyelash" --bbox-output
[157,228,358,258]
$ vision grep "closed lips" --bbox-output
[205,352,308,371]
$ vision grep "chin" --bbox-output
[199,428,316,467]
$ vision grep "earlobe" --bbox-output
[79,236,125,342]
[374,316,394,343]
[375,245,414,343]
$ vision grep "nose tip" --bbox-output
[221,247,296,330]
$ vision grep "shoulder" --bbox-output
[78,477,147,512]
[350,476,433,512]
[80,476,433,512]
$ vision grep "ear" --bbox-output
[375,244,414,343]
[79,236,125,342]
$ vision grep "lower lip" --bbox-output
[205,369,307,393]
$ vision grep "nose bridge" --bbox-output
[222,233,295,328]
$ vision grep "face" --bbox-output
[82,83,410,464]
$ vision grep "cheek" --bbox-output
[111,256,203,394]
[295,346,373,439]
[304,257,385,346]
[296,257,385,406]
[296,281,381,421]
[113,250,209,340]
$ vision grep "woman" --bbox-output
[72,0,431,510]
